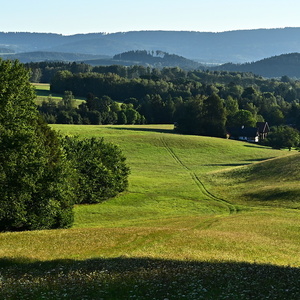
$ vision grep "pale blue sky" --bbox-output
[1,0,300,35]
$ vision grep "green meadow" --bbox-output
[1,124,300,299]
[33,83,85,106]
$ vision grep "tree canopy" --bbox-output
[0,59,75,231]
[263,126,300,150]
[63,136,130,204]
[0,59,130,231]
[24,61,300,139]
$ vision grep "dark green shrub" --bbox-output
[264,125,300,150]
[63,136,130,204]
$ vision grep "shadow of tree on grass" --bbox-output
[108,126,175,134]
[1,257,299,299]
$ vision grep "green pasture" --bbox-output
[1,124,300,299]
[33,83,85,106]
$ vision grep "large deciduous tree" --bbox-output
[0,60,75,231]
[229,109,257,128]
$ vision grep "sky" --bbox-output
[1,0,300,35]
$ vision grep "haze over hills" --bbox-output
[213,53,300,78]
[2,28,300,63]
[0,51,109,63]
[0,50,202,69]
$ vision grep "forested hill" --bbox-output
[2,28,300,63]
[0,50,201,69]
[214,53,300,78]
[110,50,201,69]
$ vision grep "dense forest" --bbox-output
[30,61,300,144]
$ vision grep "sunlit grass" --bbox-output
[205,152,300,208]
[1,209,299,265]
[1,124,299,299]
[32,83,85,106]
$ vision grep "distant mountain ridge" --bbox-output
[214,53,300,78]
[0,51,109,63]
[2,28,300,63]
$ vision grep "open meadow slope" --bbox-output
[1,125,300,299]
[205,153,300,208]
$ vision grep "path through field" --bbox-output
[160,136,237,214]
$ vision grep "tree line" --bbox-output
[34,63,300,132]
[27,61,300,148]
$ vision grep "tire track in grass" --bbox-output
[160,137,237,214]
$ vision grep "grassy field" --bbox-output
[33,83,85,106]
[1,124,300,299]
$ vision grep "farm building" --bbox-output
[227,122,270,143]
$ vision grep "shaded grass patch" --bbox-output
[205,153,300,208]
[33,83,85,106]
[1,257,299,300]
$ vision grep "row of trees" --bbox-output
[45,68,300,132]
[0,60,130,232]
[174,93,227,137]
[39,91,146,125]
[29,61,300,148]
[26,61,265,83]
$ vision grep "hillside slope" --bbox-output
[0,125,300,298]
[205,153,300,208]
[214,53,300,78]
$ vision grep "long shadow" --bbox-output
[108,126,175,134]
[245,189,300,202]
[35,89,52,97]
[246,157,274,162]
[202,158,277,168]
[1,257,299,299]
[203,163,251,167]
[243,144,270,149]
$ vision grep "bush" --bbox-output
[264,125,300,150]
[63,136,130,204]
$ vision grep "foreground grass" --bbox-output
[1,210,299,266]
[1,124,299,299]
[1,258,299,299]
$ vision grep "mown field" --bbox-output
[33,83,85,106]
[1,124,300,299]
